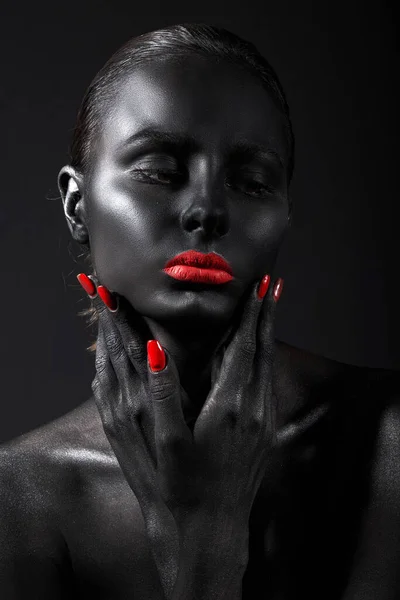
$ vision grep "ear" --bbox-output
[58,165,89,245]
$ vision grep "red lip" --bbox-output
[163,250,233,275]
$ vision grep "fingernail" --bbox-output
[257,274,271,299]
[97,285,118,312]
[147,340,166,372]
[273,278,284,302]
[77,273,97,298]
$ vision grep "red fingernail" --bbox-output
[273,278,284,302]
[77,273,97,297]
[257,274,271,299]
[97,285,118,311]
[147,340,166,372]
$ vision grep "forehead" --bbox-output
[96,54,288,164]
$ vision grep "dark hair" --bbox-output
[70,22,294,178]
[71,22,295,352]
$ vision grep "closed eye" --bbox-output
[130,167,185,185]
[130,167,275,198]
[225,177,275,198]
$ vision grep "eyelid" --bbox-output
[132,154,178,165]
[227,169,275,183]
[129,166,276,197]
[235,166,282,187]
[238,170,269,179]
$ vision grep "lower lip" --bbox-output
[163,265,233,284]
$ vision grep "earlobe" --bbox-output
[58,165,89,245]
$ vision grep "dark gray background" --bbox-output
[0,0,398,443]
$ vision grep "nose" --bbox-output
[181,203,229,237]
[179,164,229,238]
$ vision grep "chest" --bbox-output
[59,466,165,598]
[60,431,375,600]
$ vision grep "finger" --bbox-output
[91,319,119,436]
[95,319,139,438]
[88,275,153,384]
[210,323,235,388]
[96,303,158,467]
[84,275,192,457]
[211,348,224,389]
[252,277,282,428]
[82,275,158,459]
[95,322,159,507]
[205,277,267,418]
[146,342,193,468]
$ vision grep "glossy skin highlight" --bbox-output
[66,54,291,417]
[0,50,399,600]
[84,55,289,321]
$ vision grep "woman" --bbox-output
[1,22,399,600]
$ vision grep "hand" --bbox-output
[78,272,327,598]
[81,276,190,597]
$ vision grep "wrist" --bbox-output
[179,512,249,569]
[172,554,246,600]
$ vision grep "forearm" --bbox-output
[171,514,249,600]
[172,557,246,600]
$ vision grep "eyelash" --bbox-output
[131,167,274,198]
[133,167,184,185]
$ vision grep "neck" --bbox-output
[143,315,234,425]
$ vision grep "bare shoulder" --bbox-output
[0,396,114,494]
[0,398,118,592]
[0,401,165,599]
[0,423,64,561]
[369,386,400,501]
[274,337,400,397]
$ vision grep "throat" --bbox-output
[181,369,213,427]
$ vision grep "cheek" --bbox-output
[240,199,289,258]
[86,165,289,295]
[87,177,167,286]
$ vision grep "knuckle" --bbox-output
[94,355,109,376]
[125,340,145,363]
[241,338,256,352]
[240,339,257,357]
[261,346,274,368]
[105,334,124,358]
[91,376,101,395]
[112,393,130,424]
[102,412,115,436]
[150,379,176,403]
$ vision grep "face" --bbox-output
[67,54,290,329]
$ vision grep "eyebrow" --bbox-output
[122,127,285,169]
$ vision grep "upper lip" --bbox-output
[164,250,233,275]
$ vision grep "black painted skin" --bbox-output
[1,54,400,599]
